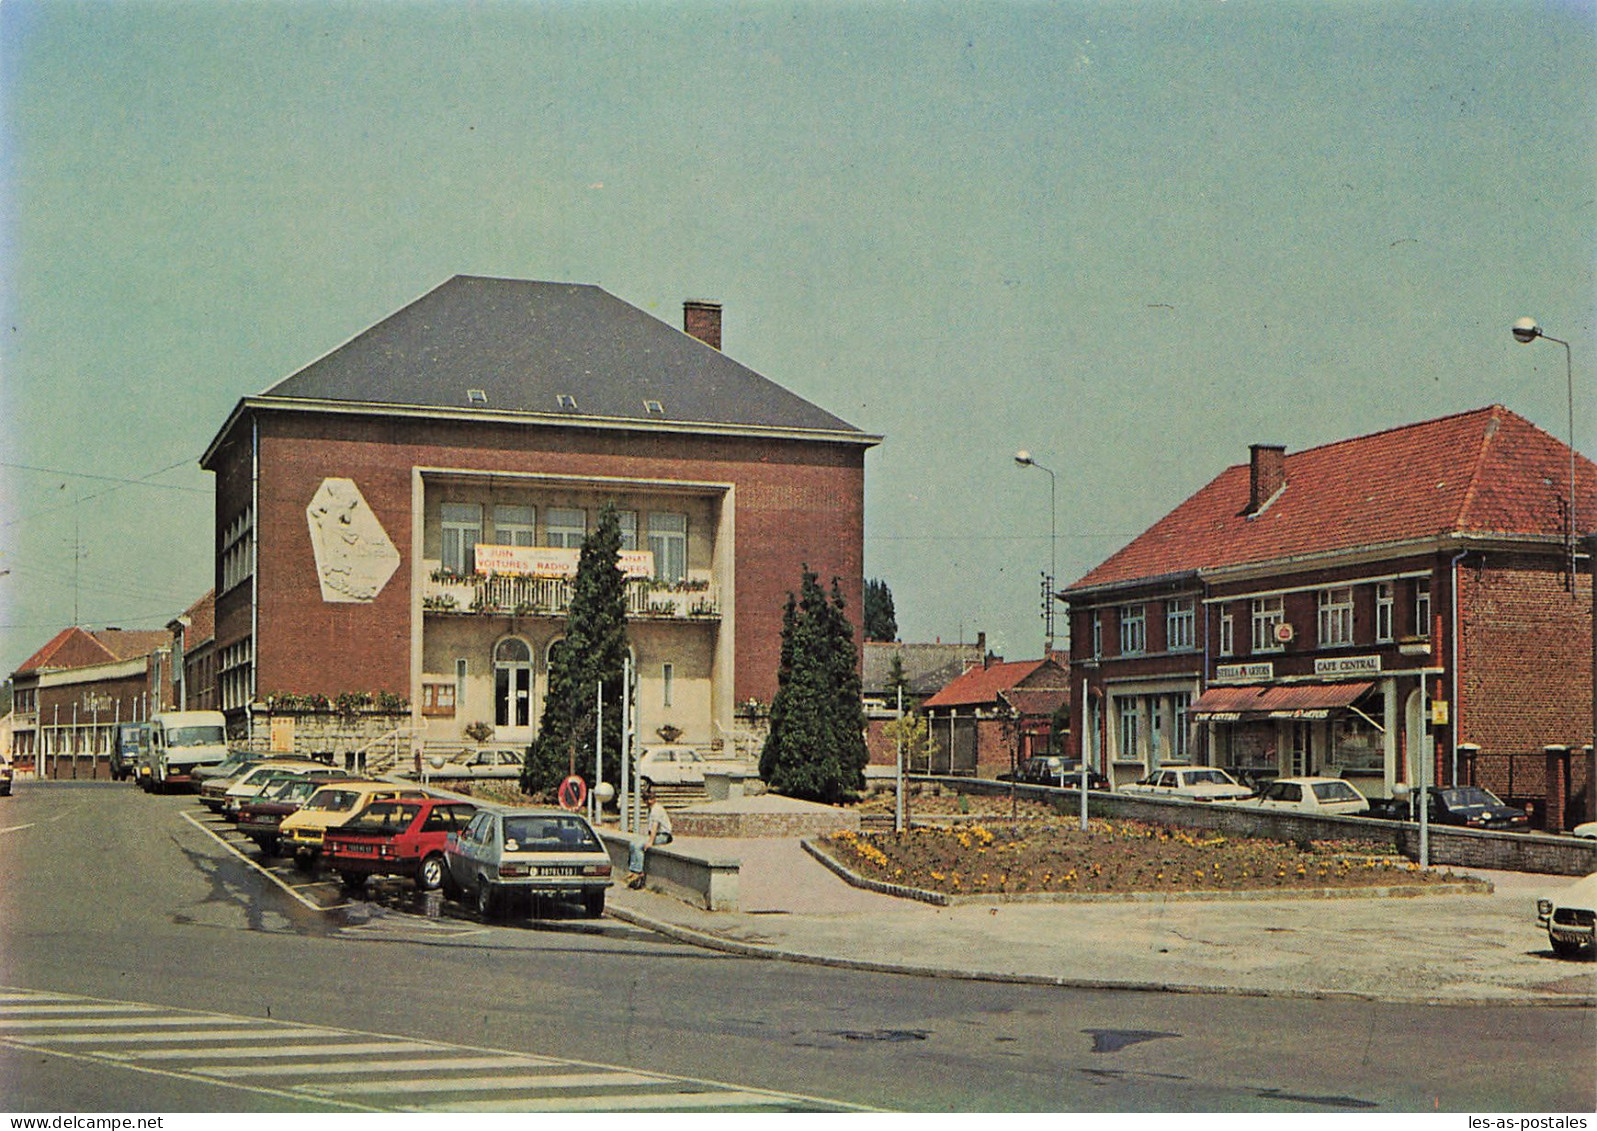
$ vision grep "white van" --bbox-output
[144,711,230,793]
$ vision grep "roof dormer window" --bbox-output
[557,394,577,410]
[643,400,664,415]
[466,388,488,405]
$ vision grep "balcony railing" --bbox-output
[423,569,719,621]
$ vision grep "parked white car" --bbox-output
[1536,872,1596,959]
[1120,766,1253,803]
[1245,776,1369,816]
[635,746,708,788]
[1571,821,1596,840]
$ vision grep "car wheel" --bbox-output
[476,879,499,919]
[582,889,605,918]
[417,853,445,892]
[293,849,316,872]
[1550,934,1585,959]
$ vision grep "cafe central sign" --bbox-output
[474,543,655,580]
[1314,655,1382,677]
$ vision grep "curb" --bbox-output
[602,900,1596,1008]
[800,837,1496,905]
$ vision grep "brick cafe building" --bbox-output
[1063,406,1595,829]
[200,277,878,762]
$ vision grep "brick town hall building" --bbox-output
[201,276,878,764]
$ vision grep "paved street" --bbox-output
[1,781,1593,1113]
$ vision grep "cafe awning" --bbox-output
[1191,682,1373,721]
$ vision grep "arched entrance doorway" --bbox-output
[494,637,533,741]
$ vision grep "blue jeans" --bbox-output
[628,831,672,872]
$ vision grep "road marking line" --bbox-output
[180,810,325,911]
[31,1027,348,1045]
[0,1003,167,1015]
[300,1070,663,1096]
[421,1090,811,1112]
[0,1015,261,1030]
[124,1040,440,1060]
[0,823,36,833]
[197,1055,552,1078]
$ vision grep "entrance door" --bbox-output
[1290,722,1313,776]
[494,638,533,738]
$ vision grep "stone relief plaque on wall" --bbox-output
[306,477,401,603]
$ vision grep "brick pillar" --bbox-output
[1544,744,1570,831]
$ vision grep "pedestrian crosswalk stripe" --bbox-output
[298,1070,662,1096]
[421,1090,813,1113]
[42,1028,347,1045]
[197,1055,555,1079]
[1,1003,166,1015]
[0,1015,262,1030]
[127,1040,439,1060]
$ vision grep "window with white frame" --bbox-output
[662,661,674,708]
[1115,695,1141,759]
[546,507,586,549]
[1091,612,1102,659]
[616,510,638,552]
[1219,609,1235,655]
[1251,596,1285,651]
[492,504,536,547]
[441,502,483,574]
[648,512,688,583]
[220,638,253,713]
[221,506,253,593]
[1170,691,1192,760]
[1375,582,1394,643]
[1118,604,1146,655]
[1414,579,1431,637]
[1317,587,1354,646]
[1166,597,1195,652]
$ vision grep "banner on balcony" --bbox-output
[475,544,654,580]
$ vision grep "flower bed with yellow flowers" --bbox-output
[819,819,1465,897]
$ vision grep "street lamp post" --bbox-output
[1013,451,1057,656]
[1014,450,1086,831]
[1511,317,1578,589]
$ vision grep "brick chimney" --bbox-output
[1247,444,1287,515]
[683,300,722,351]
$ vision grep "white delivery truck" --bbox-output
[143,711,230,792]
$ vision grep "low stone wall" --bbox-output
[597,830,741,911]
[672,806,860,839]
[928,776,1597,877]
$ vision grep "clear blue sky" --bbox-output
[2,0,1592,681]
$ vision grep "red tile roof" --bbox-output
[922,659,1067,709]
[1069,406,1596,591]
[13,626,169,674]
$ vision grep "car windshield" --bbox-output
[167,726,225,747]
[1185,770,1234,785]
[1439,787,1502,809]
[1313,782,1360,802]
[258,777,304,799]
[342,802,421,834]
[303,789,362,812]
[501,815,601,853]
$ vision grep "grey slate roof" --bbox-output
[259,276,869,439]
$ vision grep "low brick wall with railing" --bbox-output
[924,775,1597,877]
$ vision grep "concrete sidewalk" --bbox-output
[605,835,1597,1006]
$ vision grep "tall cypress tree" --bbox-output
[759,567,868,804]
[522,503,630,797]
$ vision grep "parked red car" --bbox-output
[323,797,479,892]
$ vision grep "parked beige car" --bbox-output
[208,759,336,816]
[279,780,428,867]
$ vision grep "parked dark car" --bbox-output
[237,774,353,855]
[110,722,147,782]
[1003,756,1111,791]
[1370,786,1531,831]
